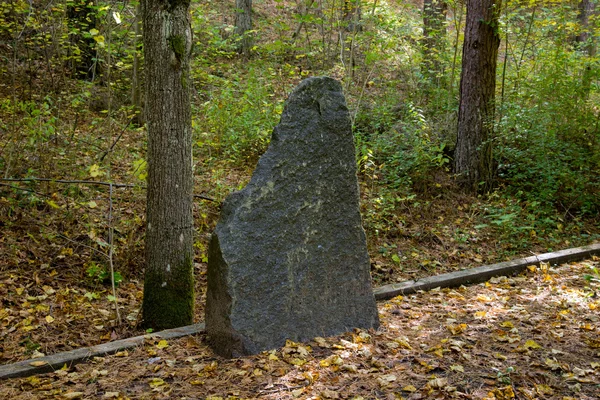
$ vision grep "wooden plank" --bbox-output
[374,243,600,300]
[2,243,599,380]
[0,323,205,380]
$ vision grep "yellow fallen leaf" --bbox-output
[45,315,55,323]
[114,350,128,357]
[524,340,542,350]
[474,311,487,319]
[156,340,169,349]
[535,384,554,395]
[476,294,492,302]
[268,353,279,361]
[15,287,25,295]
[394,336,413,350]
[450,364,464,372]
[545,358,562,371]
[148,378,165,388]
[447,323,467,335]
[500,321,514,328]
[29,360,48,367]
[402,385,417,392]
[579,323,594,331]
[289,358,306,366]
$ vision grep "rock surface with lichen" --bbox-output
[205,76,380,357]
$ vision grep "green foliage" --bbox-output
[194,66,284,163]
[496,2,600,217]
[86,261,123,286]
[583,263,600,284]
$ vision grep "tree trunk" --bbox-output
[576,0,595,52]
[235,0,253,56]
[576,0,596,98]
[131,3,144,126]
[141,0,194,330]
[454,0,502,192]
[422,0,448,82]
[66,0,98,80]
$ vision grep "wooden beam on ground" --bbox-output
[0,323,205,380]
[373,242,600,300]
[1,242,599,380]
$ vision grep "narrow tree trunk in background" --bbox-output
[235,0,253,56]
[131,3,143,126]
[454,0,502,192]
[66,0,98,80]
[141,0,194,330]
[343,0,362,32]
[576,0,596,98]
[422,0,448,82]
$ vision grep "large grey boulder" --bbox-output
[205,76,379,357]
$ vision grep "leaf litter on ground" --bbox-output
[1,258,599,399]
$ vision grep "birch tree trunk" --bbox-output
[422,0,448,82]
[141,0,194,330]
[454,0,502,192]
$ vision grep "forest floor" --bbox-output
[0,257,599,399]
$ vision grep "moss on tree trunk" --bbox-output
[141,0,194,330]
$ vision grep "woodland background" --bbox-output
[0,0,600,398]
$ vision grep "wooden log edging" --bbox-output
[373,242,600,300]
[0,323,205,380]
[1,242,599,380]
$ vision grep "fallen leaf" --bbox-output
[148,378,165,388]
[447,323,467,335]
[428,377,448,389]
[29,360,47,367]
[450,364,464,372]
[377,374,397,387]
[524,340,542,350]
[63,393,84,399]
[156,340,169,349]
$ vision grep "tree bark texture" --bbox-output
[66,0,98,80]
[454,0,502,192]
[235,0,253,56]
[576,0,595,54]
[576,0,596,98]
[141,0,194,330]
[422,0,448,81]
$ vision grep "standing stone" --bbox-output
[205,77,379,358]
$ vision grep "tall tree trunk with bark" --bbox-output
[454,0,502,192]
[141,0,194,330]
[66,0,98,80]
[235,0,253,56]
[576,0,596,98]
[131,3,144,126]
[422,0,448,82]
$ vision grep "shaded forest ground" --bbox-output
[0,258,599,399]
